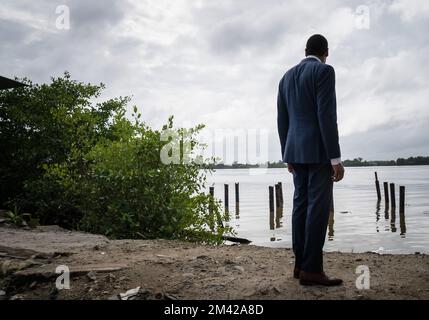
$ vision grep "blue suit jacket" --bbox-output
[277,57,341,164]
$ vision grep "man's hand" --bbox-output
[287,163,294,173]
[332,164,345,182]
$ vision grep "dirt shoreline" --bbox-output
[0,225,428,300]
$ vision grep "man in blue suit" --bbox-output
[277,34,344,286]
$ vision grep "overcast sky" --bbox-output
[1,0,428,162]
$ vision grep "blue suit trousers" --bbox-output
[291,163,333,273]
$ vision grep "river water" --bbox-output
[207,166,429,254]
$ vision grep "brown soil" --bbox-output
[0,225,428,300]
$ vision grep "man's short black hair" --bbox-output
[306,34,329,56]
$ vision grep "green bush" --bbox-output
[0,73,230,244]
[0,72,128,209]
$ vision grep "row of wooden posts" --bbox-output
[209,183,242,217]
[269,183,284,230]
[208,172,405,240]
[209,183,285,231]
[209,184,252,243]
[211,173,404,217]
[374,172,406,213]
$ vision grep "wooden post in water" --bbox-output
[224,184,229,214]
[375,172,381,201]
[209,186,223,229]
[383,182,389,206]
[275,184,281,209]
[275,183,281,228]
[399,186,407,236]
[278,182,284,207]
[399,186,405,214]
[209,187,215,216]
[390,183,396,210]
[269,186,275,230]
[235,183,240,217]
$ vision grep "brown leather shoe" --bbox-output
[293,268,300,279]
[299,271,343,286]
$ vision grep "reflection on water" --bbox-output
[328,198,335,241]
[384,204,389,221]
[330,199,407,240]
[265,190,408,243]
[374,199,407,236]
[266,196,408,245]
[390,208,397,233]
[375,201,381,232]
[400,210,407,237]
[270,195,284,242]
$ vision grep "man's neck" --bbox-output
[306,55,323,63]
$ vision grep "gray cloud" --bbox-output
[1,0,428,162]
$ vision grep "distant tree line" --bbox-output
[213,157,429,169]
[213,161,287,169]
[213,162,260,169]
[343,157,429,167]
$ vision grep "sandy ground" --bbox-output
[0,225,428,300]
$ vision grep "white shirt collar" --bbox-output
[306,55,322,63]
